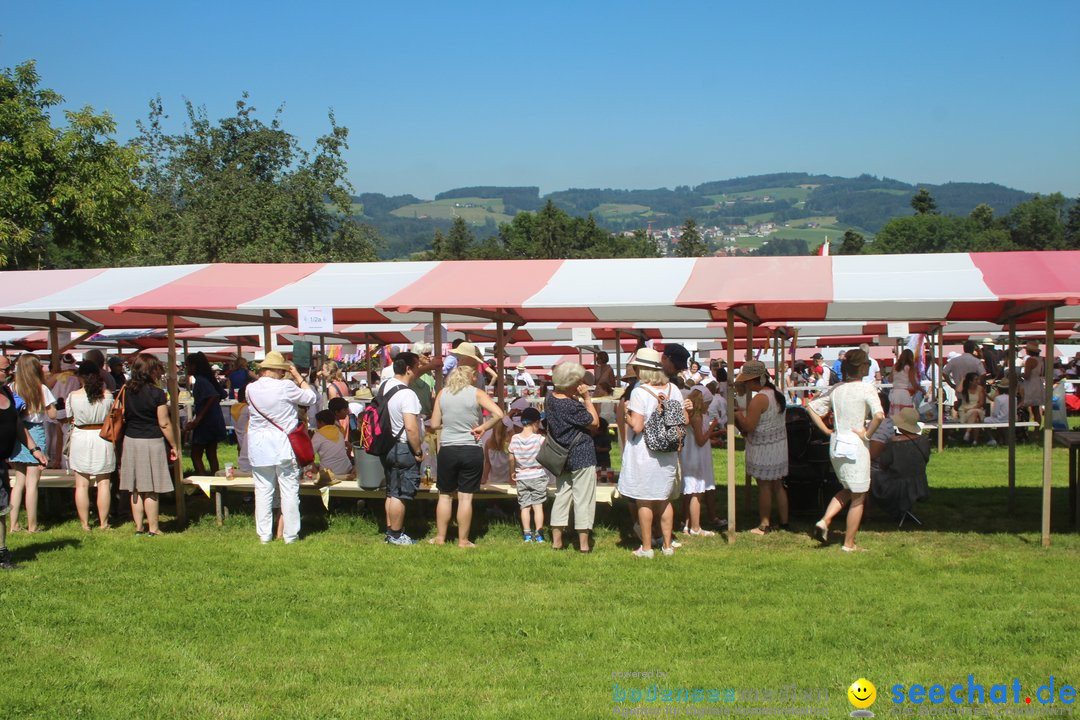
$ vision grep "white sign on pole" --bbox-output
[887,322,910,339]
[298,306,334,334]
[571,327,592,346]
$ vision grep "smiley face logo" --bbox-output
[848,678,877,715]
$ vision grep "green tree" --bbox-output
[0,60,146,269]
[969,203,995,230]
[911,187,938,215]
[1001,193,1067,250]
[137,94,378,264]
[1065,198,1080,248]
[443,216,474,259]
[837,230,865,255]
[674,218,706,257]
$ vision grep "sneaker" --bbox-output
[523,533,533,543]
[632,547,655,559]
[0,548,16,570]
[681,524,690,535]
[812,521,829,545]
[386,533,416,546]
[661,546,675,557]
[534,533,545,543]
[986,438,998,447]
[670,538,682,549]
[689,528,715,537]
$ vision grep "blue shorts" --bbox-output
[382,443,420,501]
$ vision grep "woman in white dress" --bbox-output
[617,348,688,558]
[67,361,116,530]
[806,349,885,551]
[889,349,918,419]
[733,360,789,535]
[1019,341,1045,424]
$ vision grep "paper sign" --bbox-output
[298,306,333,334]
[571,327,593,346]
[887,322,910,338]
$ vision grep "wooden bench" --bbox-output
[183,475,620,526]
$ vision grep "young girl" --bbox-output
[680,388,720,536]
[956,372,986,445]
[9,354,57,533]
[481,418,512,486]
[733,360,789,536]
[508,407,547,542]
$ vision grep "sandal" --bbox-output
[750,524,772,535]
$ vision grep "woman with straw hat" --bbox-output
[617,348,687,558]
[806,348,884,551]
[733,359,789,535]
[245,351,317,544]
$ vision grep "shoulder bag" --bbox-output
[99,386,127,444]
[247,394,315,466]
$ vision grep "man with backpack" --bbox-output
[369,351,424,545]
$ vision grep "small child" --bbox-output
[311,409,354,485]
[508,407,547,543]
[591,416,612,471]
[482,418,512,486]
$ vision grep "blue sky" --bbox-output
[4,1,1078,199]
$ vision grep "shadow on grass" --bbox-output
[11,538,81,562]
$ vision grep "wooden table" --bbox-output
[1052,431,1080,529]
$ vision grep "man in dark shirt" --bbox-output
[107,357,127,390]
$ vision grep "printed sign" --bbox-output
[298,306,333,334]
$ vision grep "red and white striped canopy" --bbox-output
[0,252,1077,329]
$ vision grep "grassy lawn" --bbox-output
[592,202,651,218]
[4,442,1079,719]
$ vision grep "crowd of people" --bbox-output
[1,334,1076,567]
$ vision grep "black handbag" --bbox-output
[536,430,585,477]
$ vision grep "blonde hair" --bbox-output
[446,365,477,394]
[323,360,343,382]
[552,362,585,391]
[636,368,668,386]
[686,389,706,417]
[15,354,46,414]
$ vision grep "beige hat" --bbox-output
[895,407,922,435]
[735,359,768,384]
[1025,340,1039,353]
[628,347,664,370]
[259,351,291,371]
[451,341,484,364]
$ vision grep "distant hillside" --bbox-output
[352,173,1038,259]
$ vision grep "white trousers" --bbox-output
[252,458,300,543]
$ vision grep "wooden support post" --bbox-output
[433,312,444,394]
[614,330,622,384]
[744,318,753,514]
[773,334,781,393]
[167,314,187,526]
[1042,307,1055,548]
[725,310,737,544]
[496,320,506,405]
[48,312,61,374]
[262,311,273,356]
[1008,319,1017,509]
[319,335,326,395]
[937,327,945,453]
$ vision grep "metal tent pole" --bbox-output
[725,310,737,544]
[167,313,187,526]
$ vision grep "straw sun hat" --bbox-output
[451,341,484,363]
[628,347,664,370]
[258,351,291,371]
[894,407,922,435]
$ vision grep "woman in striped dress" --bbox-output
[733,360,789,535]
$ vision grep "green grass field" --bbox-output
[705,187,812,205]
[591,202,651,219]
[4,443,1079,719]
[390,197,514,225]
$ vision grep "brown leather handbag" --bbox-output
[99,386,127,443]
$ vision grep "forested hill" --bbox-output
[352,173,1035,259]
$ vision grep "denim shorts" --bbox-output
[382,443,420,501]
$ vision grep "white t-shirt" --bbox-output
[944,353,986,387]
[245,376,318,467]
[862,357,881,383]
[312,428,353,474]
[382,378,422,439]
[24,384,57,423]
[618,382,680,501]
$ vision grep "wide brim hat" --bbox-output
[1024,340,1039,353]
[895,407,922,434]
[259,351,291,371]
[845,348,870,369]
[735,359,769,384]
[628,348,664,371]
[451,341,484,363]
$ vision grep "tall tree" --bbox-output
[837,229,865,255]
[1002,193,1067,250]
[443,216,474,259]
[910,187,938,215]
[137,94,378,264]
[674,218,707,257]
[0,60,146,269]
[1065,198,1080,248]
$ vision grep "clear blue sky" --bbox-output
[4,1,1078,199]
